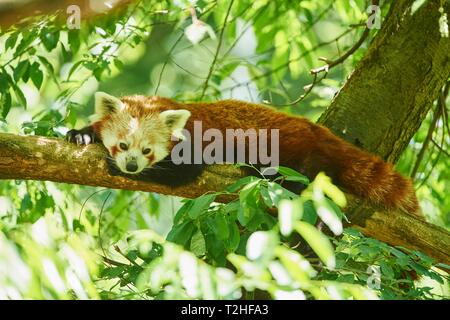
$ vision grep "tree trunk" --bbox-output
[317,0,450,262]
[319,0,450,163]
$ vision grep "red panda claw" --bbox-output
[83,134,91,145]
[75,134,83,145]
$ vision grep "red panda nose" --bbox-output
[126,161,138,172]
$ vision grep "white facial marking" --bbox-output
[128,118,139,134]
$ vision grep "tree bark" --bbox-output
[0,133,242,200]
[0,0,133,29]
[319,0,450,163]
[0,132,449,265]
[316,0,450,263]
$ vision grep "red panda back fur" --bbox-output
[95,95,420,216]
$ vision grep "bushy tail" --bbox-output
[310,126,421,216]
[338,147,420,216]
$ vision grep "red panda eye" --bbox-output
[119,143,128,151]
[142,148,151,155]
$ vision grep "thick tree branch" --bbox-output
[0,132,449,265]
[0,133,242,200]
[0,0,133,28]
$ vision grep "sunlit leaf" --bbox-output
[278,199,302,236]
[294,221,335,269]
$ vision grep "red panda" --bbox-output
[67,92,420,216]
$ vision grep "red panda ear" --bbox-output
[94,92,124,118]
[159,109,191,138]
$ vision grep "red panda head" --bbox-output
[93,92,190,174]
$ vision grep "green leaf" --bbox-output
[15,30,37,56]
[284,175,310,184]
[302,200,318,225]
[19,193,33,213]
[212,213,229,240]
[13,60,30,82]
[278,199,302,236]
[260,185,274,207]
[114,59,124,70]
[435,263,450,270]
[60,44,71,62]
[66,103,78,127]
[93,67,104,81]
[237,180,261,226]
[205,232,227,266]
[12,85,27,108]
[226,176,260,192]
[188,193,216,219]
[72,219,85,232]
[101,266,125,279]
[174,199,194,224]
[166,221,196,248]
[276,166,310,185]
[313,172,347,208]
[379,261,395,279]
[0,72,10,92]
[267,182,296,206]
[30,62,44,89]
[294,221,335,269]
[40,28,60,52]
[1,91,12,118]
[246,231,277,262]
[37,56,55,75]
[239,180,260,202]
[245,208,269,231]
[237,206,251,227]
[68,29,81,53]
[190,229,206,257]
[67,60,84,80]
[36,191,55,211]
[5,32,18,51]
[223,200,240,214]
[276,246,317,281]
[314,197,343,235]
[225,221,240,252]
[126,250,138,262]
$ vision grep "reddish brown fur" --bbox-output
[110,146,119,157]
[96,96,421,216]
[146,153,155,163]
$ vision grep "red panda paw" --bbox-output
[66,127,97,145]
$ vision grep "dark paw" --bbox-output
[66,127,96,145]
[105,157,122,176]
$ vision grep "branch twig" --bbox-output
[266,0,379,107]
[199,0,235,99]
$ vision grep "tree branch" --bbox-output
[0,132,449,265]
[0,0,133,28]
[199,0,235,99]
[0,133,243,200]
